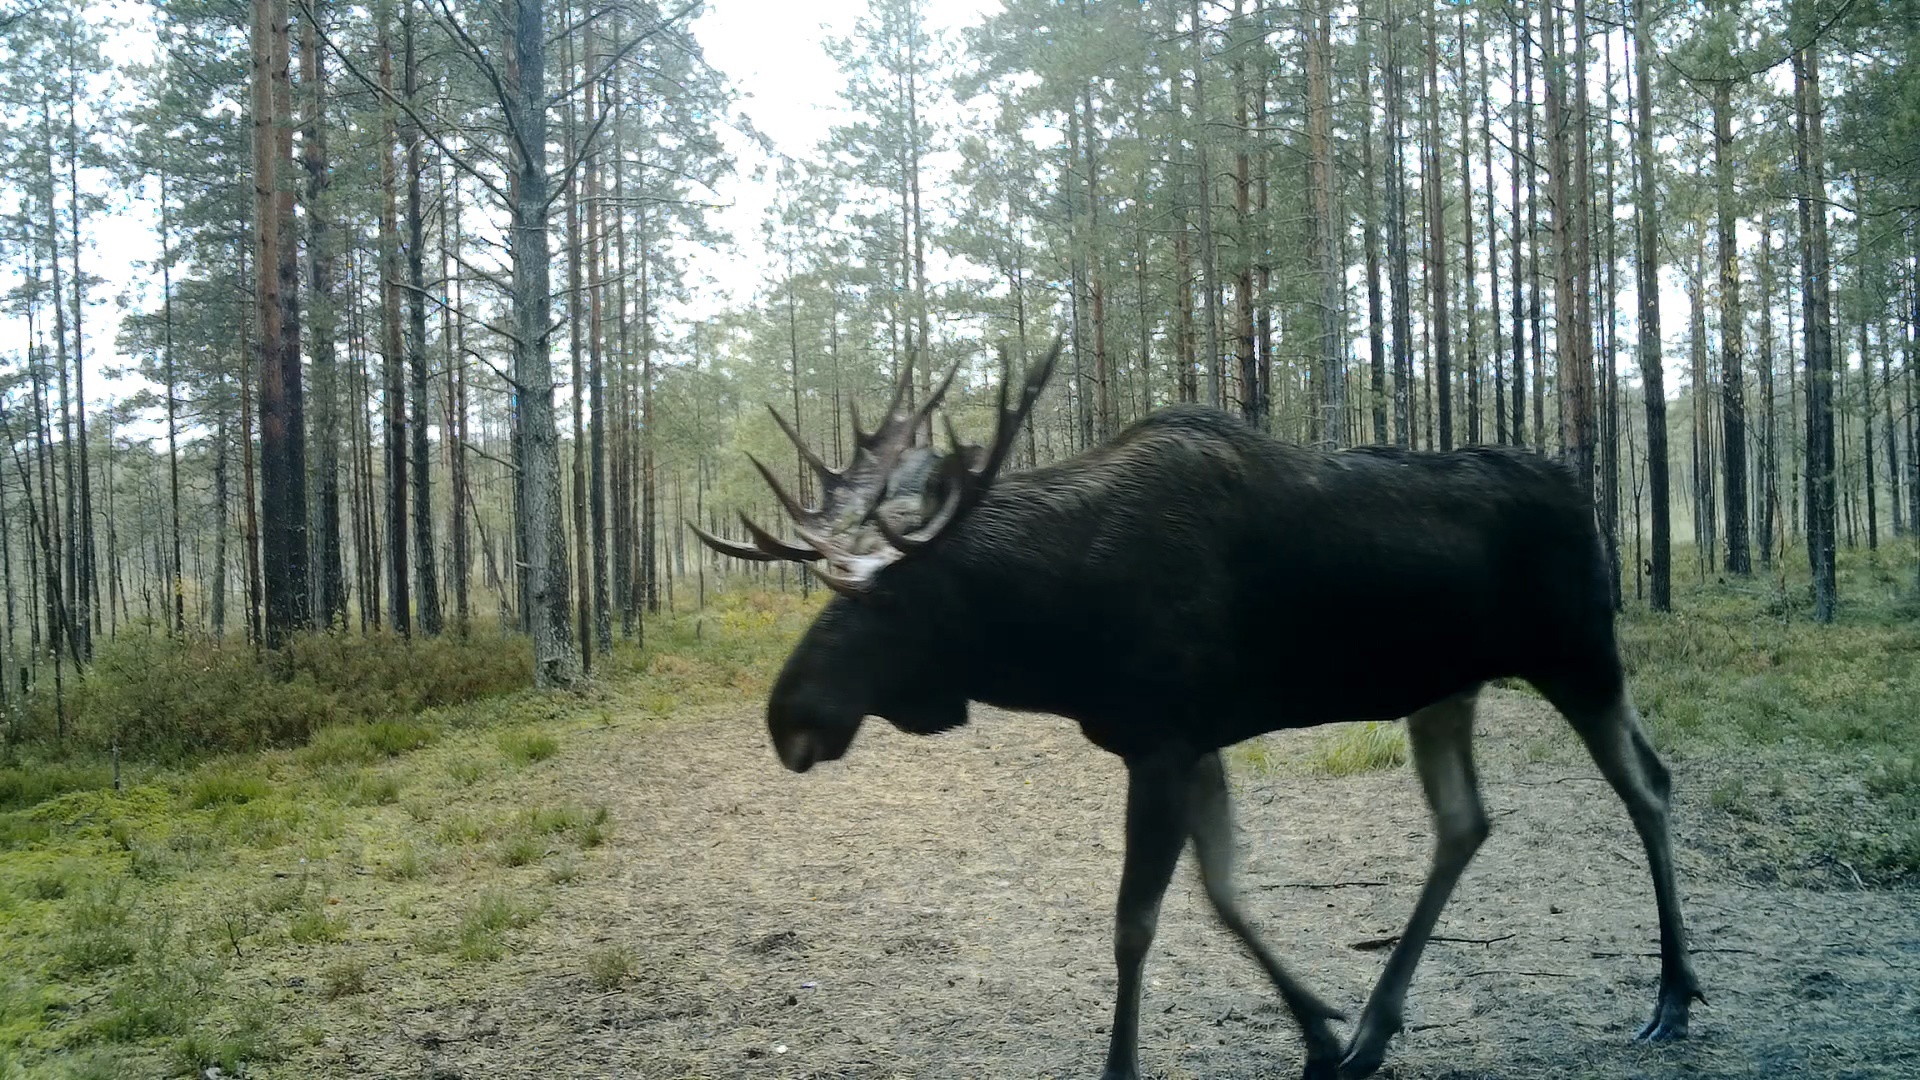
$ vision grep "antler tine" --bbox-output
[737,512,824,562]
[975,337,1061,482]
[746,453,826,533]
[847,399,868,449]
[883,355,915,424]
[808,563,867,599]
[687,521,783,563]
[766,404,839,484]
[918,358,963,427]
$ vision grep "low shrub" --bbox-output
[17,629,528,762]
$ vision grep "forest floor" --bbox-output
[282,689,1920,1080]
[5,572,1916,1080]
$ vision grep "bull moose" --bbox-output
[691,342,1702,1079]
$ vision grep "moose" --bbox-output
[692,343,1702,1080]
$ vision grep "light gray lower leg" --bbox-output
[1341,691,1487,1079]
[1570,693,1702,1041]
[1099,754,1190,1080]
[1187,752,1344,1077]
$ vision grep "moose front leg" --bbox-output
[1099,752,1191,1080]
[1187,751,1346,1080]
[1342,691,1487,1079]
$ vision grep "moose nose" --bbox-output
[777,731,819,773]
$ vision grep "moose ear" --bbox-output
[881,696,968,736]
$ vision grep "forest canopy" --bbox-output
[1,0,1916,712]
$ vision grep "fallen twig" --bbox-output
[1260,880,1388,891]
[1351,932,1516,951]
[1590,946,1759,959]
[1464,969,1575,979]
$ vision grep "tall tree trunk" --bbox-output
[160,177,186,635]
[1859,276,1877,550]
[378,5,410,636]
[1459,2,1480,446]
[303,7,345,630]
[447,162,471,629]
[1794,33,1837,621]
[404,0,441,635]
[1083,83,1113,440]
[1563,0,1597,504]
[1511,20,1526,449]
[61,44,97,659]
[1307,0,1340,448]
[1634,0,1671,609]
[1361,3,1388,444]
[1484,32,1504,445]
[1192,0,1222,408]
[1883,311,1904,537]
[1526,23,1545,450]
[1386,0,1413,447]
[1425,2,1452,449]
[509,0,579,685]
[1759,217,1779,568]
[1231,1,1255,428]
[566,20,591,661]
[1715,78,1750,573]
[212,408,230,638]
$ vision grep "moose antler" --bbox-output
[691,338,1061,596]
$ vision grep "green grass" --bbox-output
[1617,543,1920,881]
[497,730,559,766]
[585,943,635,991]
[1305,722,1410,777]
[455,890,542,963]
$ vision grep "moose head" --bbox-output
[690,341,1060,774]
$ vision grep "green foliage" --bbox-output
[40,630,527,760]
[287,906,346,945]
[585,944,635,991]
[56,881,137,975]
[455,890,540,963]
[1623,548,1920,882]
[319,957,369,1000]
[497,730,558,766]
[0,764,113,813]
[1305,722,1410,777]
[184,767,270,808]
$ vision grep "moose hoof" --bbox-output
[1634,983,1698,1043]
[1300,1054,1341,1080]
[1634,1008,1690,1043]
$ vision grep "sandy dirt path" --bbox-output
[303,690,1920,1079]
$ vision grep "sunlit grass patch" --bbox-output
[498,730,559,766]
[455,889,541,963]
[185,767,271,809]
[1305,722,1408,777]
[585,943,635,991]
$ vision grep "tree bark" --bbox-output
[1634,0,1671,609]
[510,0,580,685]
[303,7,345,630]
[1386,0,1412,447]
[1424,3,1452,450]
[1794,34,1837,621]
[404,0,441,635]
[1715,77,1750,573]
[1361,3,1388,444]
[1307,0,1340,448]
[378,6,409,636]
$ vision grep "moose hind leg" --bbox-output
[1187,751,1345,1080]
[1552,686,1703,1041]
[1099,753,1192,1080]
[1341,690,1487,1080]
